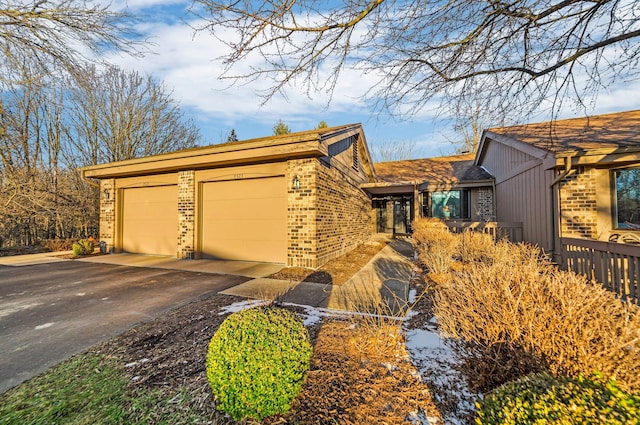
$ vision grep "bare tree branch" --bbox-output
[192,0,640,119]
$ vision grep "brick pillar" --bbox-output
[99,179,116,253]
[478,187,495,221]
[559,168,597,238]
[177,170,195,259]
[286,159,318,268]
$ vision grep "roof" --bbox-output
[487,110,640,155]
[373,153,494,185]
[81,123,375,180]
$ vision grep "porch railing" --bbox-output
[561,237,640,304]
[445,221,523,243]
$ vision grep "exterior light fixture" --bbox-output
[292,175,301,190]
[102,189,110,200]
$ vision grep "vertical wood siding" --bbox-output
[481,140,555,250]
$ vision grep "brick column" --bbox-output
[478,187,495,221]
[559,168,597,238]
[99,179,116,253]
[286,159,318,268]
[177,170,196,259]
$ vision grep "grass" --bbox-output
[0,354,212,425]
[0,355,129,425]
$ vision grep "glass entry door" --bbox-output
[373,196,413,234]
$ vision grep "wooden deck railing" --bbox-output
[561,237,640,304]
[445,221,523,243]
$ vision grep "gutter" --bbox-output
[80,169,100,188]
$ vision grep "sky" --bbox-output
[102,0,640,159]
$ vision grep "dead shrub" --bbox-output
[457,230,495,264]
[412,217,457,274]
[434,241,640,392]
[40,239,76,252]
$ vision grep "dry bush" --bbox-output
[434,241,640,392]
[40,239,77,252]
[412,217,457,274]
[457,230,495,263]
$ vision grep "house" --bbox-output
[477,110,640,262]
[361,154,495,234]
[81,124,376,268]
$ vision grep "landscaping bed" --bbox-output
[1,239,457,424]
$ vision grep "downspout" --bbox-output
[549,155,575,263]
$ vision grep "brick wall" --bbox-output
[477,187,495,221]
[286,159,318,268]
[177,170,195,259]
[559,167,598,238]
[315,160,372,266]
[286,157,372,268]
[99,179,116,252]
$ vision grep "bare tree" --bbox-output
[0,64,201,247]
[64,64,201,165]
[192,0,640,120]
[0,0,141,82]
[370,138,418,162]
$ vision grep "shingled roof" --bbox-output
[373,153,493,185]
[486,110,640,154]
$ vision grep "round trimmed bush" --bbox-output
[476,372,640,424]
[72,239,94,256]
[206,306,313,421]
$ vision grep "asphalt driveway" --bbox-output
[0,261,249,393]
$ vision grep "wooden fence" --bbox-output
[445,221,523,243]
[561,237,640,304]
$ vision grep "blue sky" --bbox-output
[103,0,640,159]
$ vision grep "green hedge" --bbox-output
[476,372,640,424]
[206,306,313,421]
[72,239,94,256]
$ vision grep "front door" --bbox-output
[373,196,413,234]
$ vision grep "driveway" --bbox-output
[0,261,249,393]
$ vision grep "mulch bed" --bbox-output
[267,240,388,285]
[86,239,443,424]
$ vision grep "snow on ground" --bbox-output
[404,320,480,425]
[220,299,480,424]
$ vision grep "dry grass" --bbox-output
[412,218,457,274]
[431,240,640,393]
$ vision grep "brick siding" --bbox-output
[286,157,372,268]
[99,179,116,252]
[177,170,195,259]
[559,167,598,238]
[477,187,495,221]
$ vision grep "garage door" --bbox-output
[201,177,286,263]
[122,185,177,256]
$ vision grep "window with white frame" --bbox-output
[614,168,640,229]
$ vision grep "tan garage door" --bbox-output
[122,185,177,256]
[201,177,286,263]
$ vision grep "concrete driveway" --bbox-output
[0,260,249,393]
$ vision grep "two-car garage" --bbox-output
[115,167,288,264]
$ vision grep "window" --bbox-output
[614,168,640,229]
[423,190,470,220]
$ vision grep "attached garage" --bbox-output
[81,123,376,268]
[200,177,287,263]
[121,185,178,256]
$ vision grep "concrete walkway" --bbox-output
[220,239,414,314]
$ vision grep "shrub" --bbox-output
[40,239,76,252]
[434,241,640,392]
[476,372,640,424]
[457,230,495,263]
[72,239,94,256]
[412,217,457,274]
[206,306,313,421]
